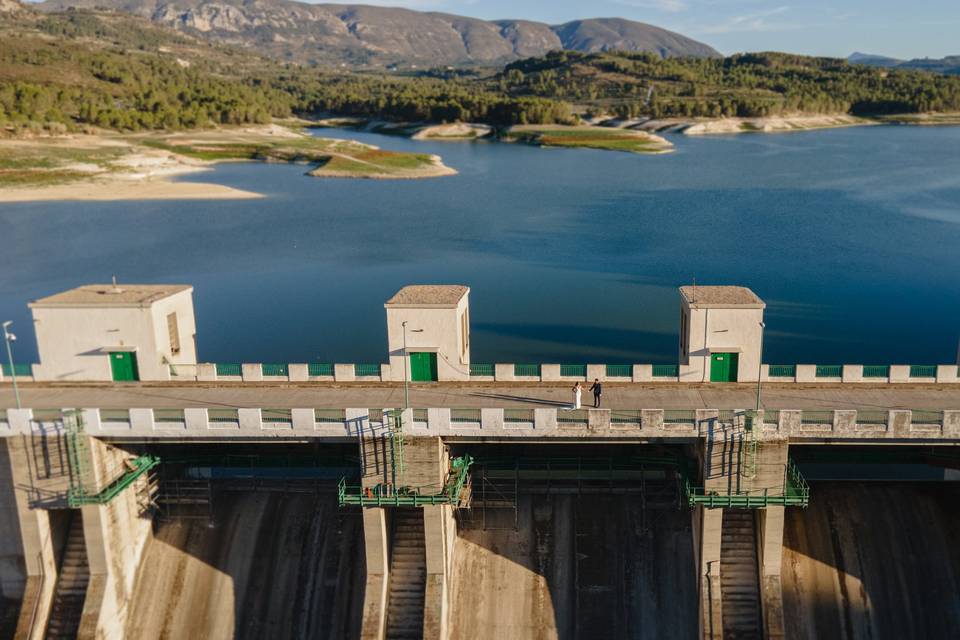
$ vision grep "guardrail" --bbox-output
[4,408,958,440]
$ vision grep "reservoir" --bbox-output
[1,125,958,365]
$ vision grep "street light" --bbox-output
[2,321,21,410]
[755,321,766,411]
[401,321,424,410]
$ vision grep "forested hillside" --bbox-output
[495,51,960,119]
[2,8,959,134]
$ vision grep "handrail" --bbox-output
[338,454,474,507]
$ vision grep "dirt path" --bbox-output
[782,482,960,639]
[124,490,364,640]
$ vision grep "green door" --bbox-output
[410,352,438,382]
[109,351,139,382]
[709,353,738,383]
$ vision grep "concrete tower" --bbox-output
[29,283,197,382]
[385,285,471,382]
[678,285,765,383]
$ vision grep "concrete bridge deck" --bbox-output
[2,381,960,411]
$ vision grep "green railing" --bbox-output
[815,365,842,378]
[768,365,796,378]
[504,409,534,424]
[261,363,289,377]
[763,409,780,427]
[514,363,541,377]
[912,410,944,426]
[1,363,32,377]
[315,408,346,423]
[557,409,588,425]
[450,408,481,424]
[801,410,833,425]
[354,363,381,377]
[308,363,334,377]
[685,458,809,508]
[68,455,161,507]
[610,410,642,425]
[652,364,679,378]
[910,365,937,378]
[560,364,587,378]
[262,409,293,425]
[338,455,473,507]
[857,410,888,425]
[664,409,696,425]
[208,409,239,423]
[216,363,242,377]
[605,364,632,378]
[154,409,185,423]
[470,363,494,377]
[862,365,889,378]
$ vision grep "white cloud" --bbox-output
[615,0,689,13]
[698,5,795,33]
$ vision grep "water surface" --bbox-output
[1,125,958,366]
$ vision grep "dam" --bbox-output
[1,283,959,640]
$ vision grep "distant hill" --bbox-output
[849,52,960,75]
[35,0,720,66]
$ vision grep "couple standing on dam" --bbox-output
[569,379,603,409]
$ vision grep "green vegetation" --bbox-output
[496,51,960,119]
[0,144,127,187]
[2,9,959,137]
[503,126,669,153]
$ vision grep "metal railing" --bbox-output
[768,364,796,377]
[652,364,679,377]
[308,363,334,377]
[154,409,185,423]
[801,410,834,425]
[215,363,242,377]
[338,454,473,507]
[664,409,696,425]
[208,408,239,423]
[470,363,494,377]
[560,364,586,377]
[912,410,944,426]
[910,365,937,378]
[354,363,381,377]
[451,408,481,424]
[557,409,588,425]
[815,365,842,378]
[605,364,632,378]
[261,363,289,377]
[2,363,33,376]
[856,410,889,425]
[685,458,809,508]
[262,409,293,425]
[514,363,541,377]
[610,409,642,426]
[862,365,890,378]
[315,408,346,424]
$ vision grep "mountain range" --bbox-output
[35,0,720,66]
[849,52,960,75]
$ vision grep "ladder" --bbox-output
[63,410,93,505]
[388,410,405,487]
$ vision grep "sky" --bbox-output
[312,0,959,59]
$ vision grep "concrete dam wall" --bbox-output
[449,495,697,640]
[124,490,365,640]
[782,482,960,639]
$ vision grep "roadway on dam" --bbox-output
[2,381,960,411]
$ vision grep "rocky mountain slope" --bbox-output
[36,0,720,66]
[849,52,960,75]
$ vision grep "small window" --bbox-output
[167,313,180,355]
[679,310,688,357]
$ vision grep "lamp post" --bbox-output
[755,321,766,411]
[401,321,423,409]
[2,321,21,410]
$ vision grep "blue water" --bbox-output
[1,125,959,366]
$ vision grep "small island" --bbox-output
[502,125,673,154]
[0,125,456,203]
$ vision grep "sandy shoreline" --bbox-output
[0,176,262,202]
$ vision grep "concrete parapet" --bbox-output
[943,411,960,438]
[633,364,652,382]
[540,364,561,381]
[696,409,720,435]
[129,408,152,432]
[334,364,356,382]
[842,365,863,383]
[534,408,557,431]
[889,410,911,437]
[678,364,699,383]
[587,364,605,382]
[360,508,388,640]
[427,408,451,434]
[588,409,610,433]
[291,408,315,432]
[240,363,262,382]
[642,409,664,431]
[889,365,910,383]
[779,410,801,434]
[287,364,309,382]
[238,408,261,431]
[196,363,217,381]
[795,365,816,383]
[698,507,723,640]
[422,504,455,640]
[7,409,32,433]
[480,408,503,431]
[937,365,959,383]
[183,408,207,431]
[833,410,857,434]
[494,364,514,382]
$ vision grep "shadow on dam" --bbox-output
[448,495,697,639]
[124,488,365,640]
[782,481,960,640]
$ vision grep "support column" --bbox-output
[78,438,153,640]
[4,436,68,640]
[360,508,389,640]
[422,504,455,640]
[698,506,723,640]
[758,507,786,640]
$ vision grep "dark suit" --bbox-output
[589,381,602,407]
